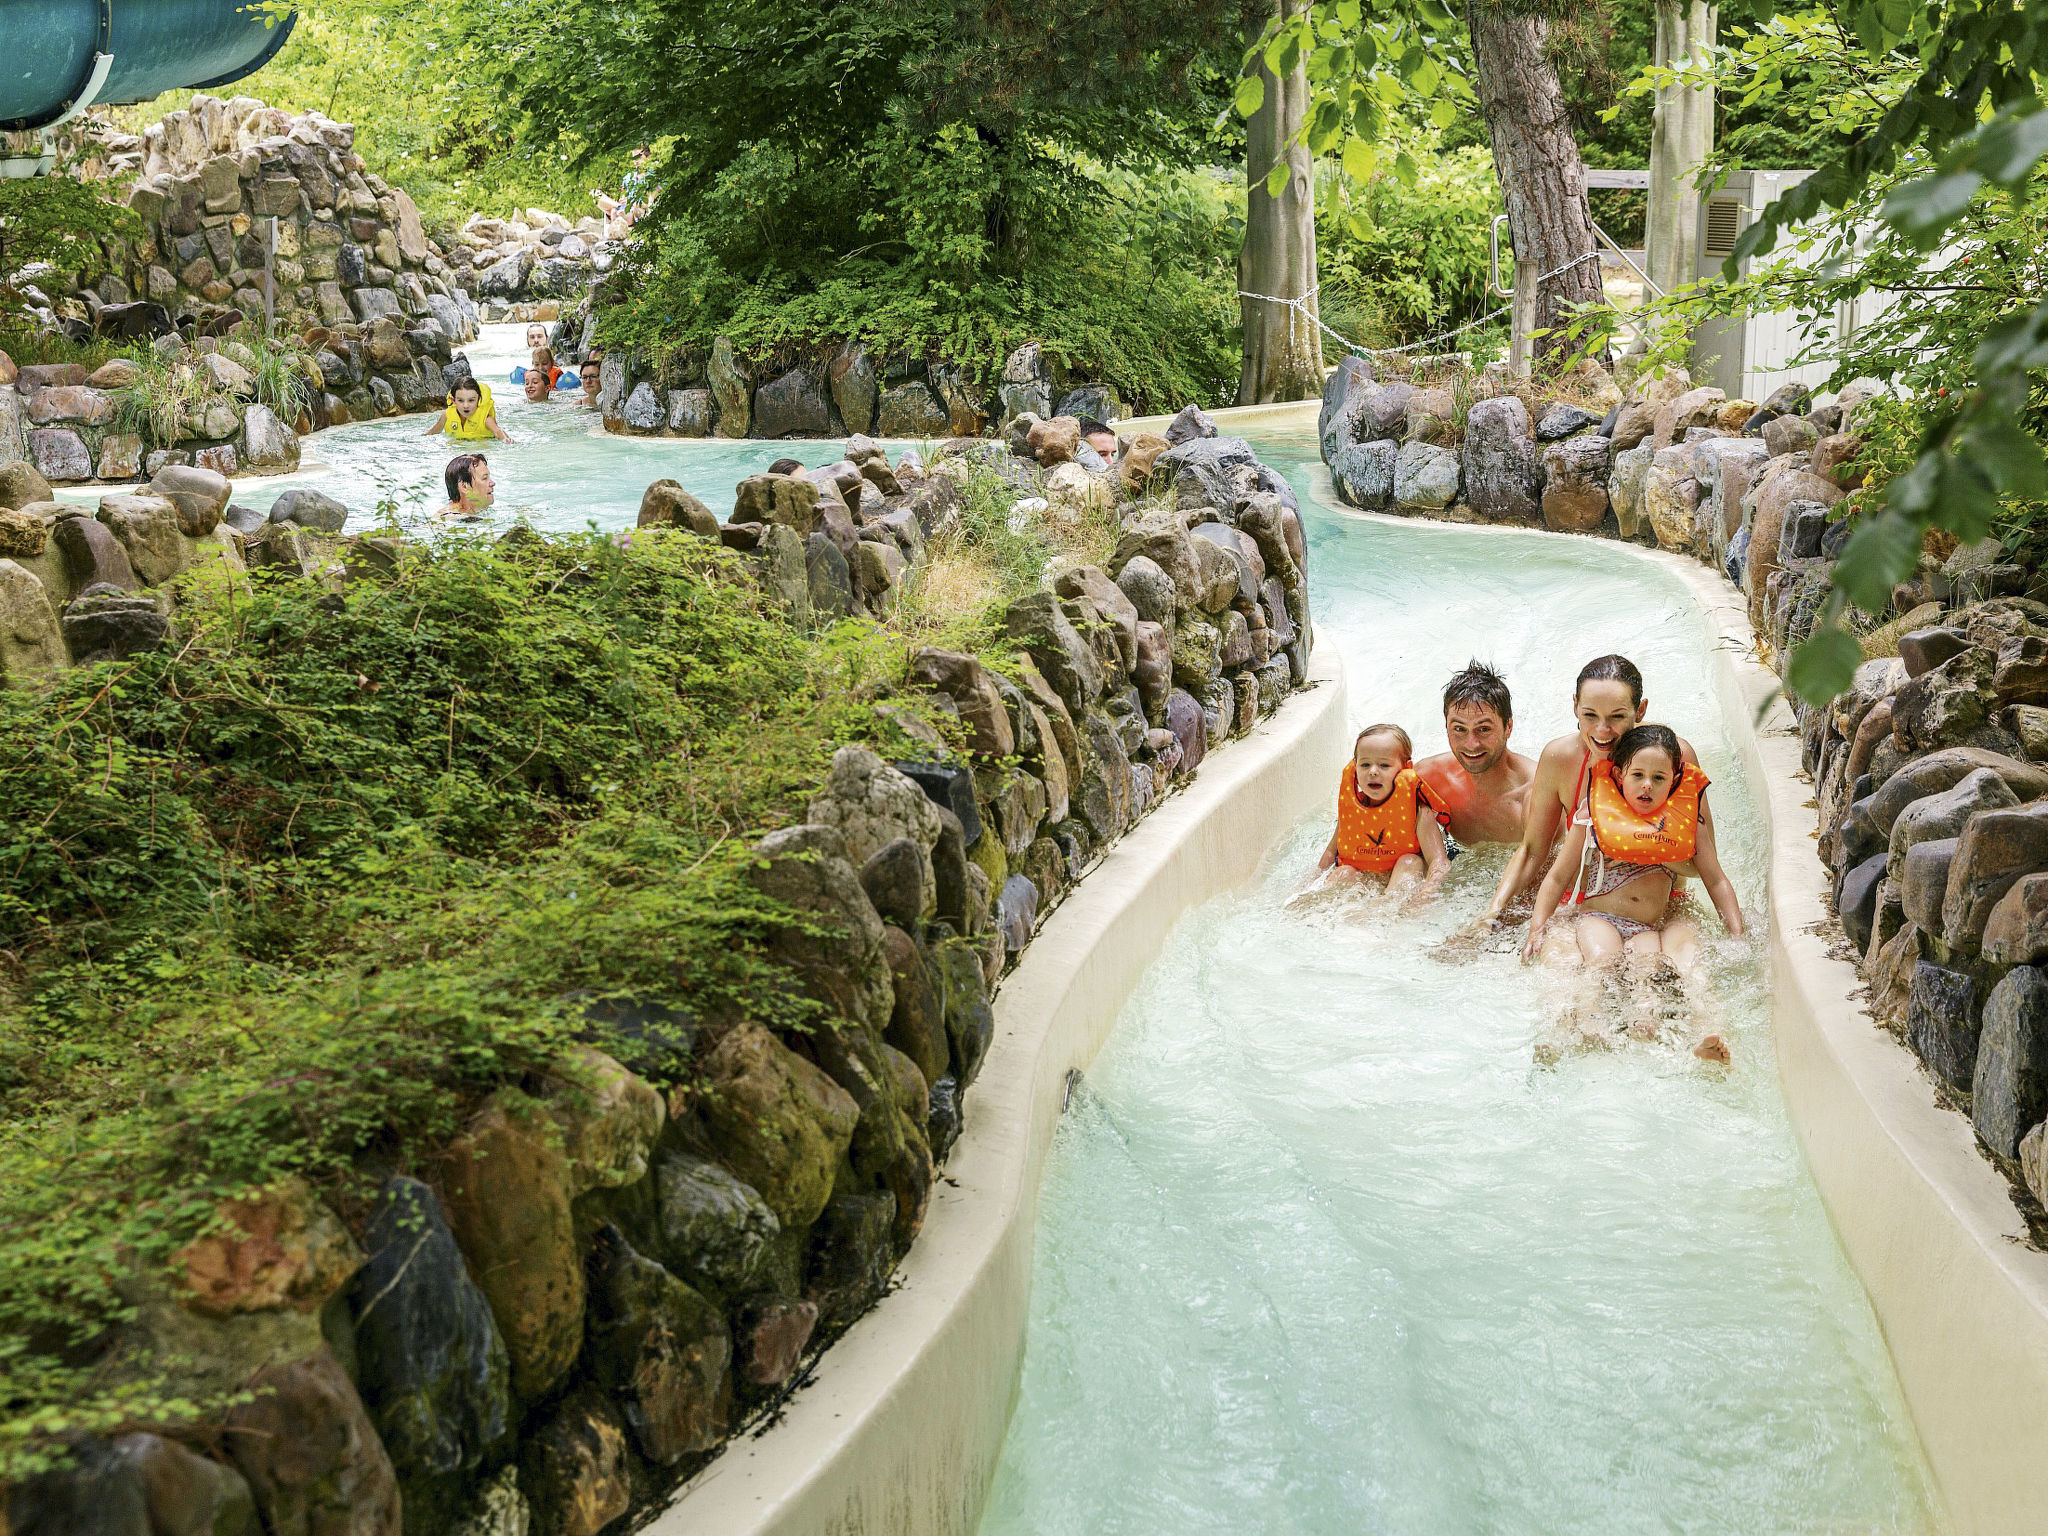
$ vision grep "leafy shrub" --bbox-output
[1316,147,1500,349]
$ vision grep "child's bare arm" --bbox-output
[1417,809,1450,882]
[1690,817,1745,938]
[1318,831,1338,870]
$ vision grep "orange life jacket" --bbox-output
[1335,765,1446,873]
[1587,758,1709,866]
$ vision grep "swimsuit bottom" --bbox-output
[1581,908,1660,942]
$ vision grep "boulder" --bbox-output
[1899,626,1971,679]
[881,924,949,1086]
[668,387,714,436]
[996,873,1038,955]
[222,1349,401,1536]
[1608,443,1654,540]
[622,381,665,433]
[241,404,298,471]
[807,1190,897,1329]
[170,1179,362,1319]
[637,479,719,536]
[1462,396,1540,521]
[876,382,949,438]
[1007,589,1104,716]
[709,337,750,437]
[1053,565,1140,671]
[1941,802,2048,953]
[744,824,895,1031]
[0,460,55,508]
[1393,441,1460,513]
[95,495,187,586]
[754,367,835,438]
[435,1096,584,1402]
[1609,399,1657,452]
[1540,435,1612,532]
[829,345,878,436]
[518,1389,630,1536]
[1973,966,2048,1159]
[545,1047,664,1197]
[112,1434,257,1536]
[8,1437,154,1536]
[1907,960,1985,1096]
[1027,415,1080,466]
[733,472,821,533]
[267,486,347,533]
[1864,747,2048,838]
[701,1020,860,1228]
[1330,439,1397,510]
[149,463,231,536]
[1164,403,1217,446]
[1892,647,1998,754]
[1984,874,2048,966]
[1109,510,1201,601]
[1888,768,2018,879]
[1536,402,1603,441]
[896,762,982,847]
[654,1151,781,1296]
[1837,850,1891,953]
[346,1178,512,1521]
[1652,385,1726,446]
[1643,446,1701,551]
[734,1295,819,1389]
[583,1229,730,1464]
[63,590,167,663]
[1763,413,1820,459]
[0,559,64,678]
[806,746,943,913]
[30,427,93,482]
[1747,469,1843,629]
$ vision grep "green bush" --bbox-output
[0,527,949,1471]
[1315,148,1500,351]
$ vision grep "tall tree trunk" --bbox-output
[1646,0,1716,300]
[1237,0,1324,405]
[1465,2,1605,374]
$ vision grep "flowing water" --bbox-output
[977,428,1941,1535]
[227,365,1938,1533]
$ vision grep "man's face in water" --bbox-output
[1575,679,1646,755]
[1444,700,1510,777]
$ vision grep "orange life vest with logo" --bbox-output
[1587,758,1709,865]
[1335,765,1446,873]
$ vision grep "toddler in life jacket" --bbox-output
[1524,721,1744,972]
[1316,724,1451,900]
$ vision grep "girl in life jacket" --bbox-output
[1523,723,1744,975]
[1316,724,1452,900]
[425,380,510,444]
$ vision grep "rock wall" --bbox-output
[591,333,1126,444]
[1,420,1315,1536]
[447,211,613,321]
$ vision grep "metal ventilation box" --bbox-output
[1689,168,1847,403]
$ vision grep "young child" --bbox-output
[1316,724,1452,899]
[1525,725,1744,1061]
[425,379,510,443]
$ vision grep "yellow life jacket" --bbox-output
[1335,765,1446,874]
[1587,758,1709,866]
[441,382,497,440]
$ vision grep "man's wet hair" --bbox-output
[1077,417,1112,437]
[1443,660,1512,724]
[1611,723,1681,775]
[1355,723,1413,761]
[1576,653,1644,705]
[768,457,803,477]
[445,452,487,503]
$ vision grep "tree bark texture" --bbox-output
[1646,0,1717,300]
[1237,0,1324,405]
[1465,2,1605,374]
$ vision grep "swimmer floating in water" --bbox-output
[1311,724,1451,903]
[1524,723,1744,1059]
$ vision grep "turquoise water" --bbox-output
[272,389,1937,1533]
[977,430,1940,1535]
[232,324,853,532]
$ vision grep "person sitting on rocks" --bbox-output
[439,453,496,519]
[1314,723,1451,901]
[426,379,509,443]
[593,146,657,238]
[1417,660,1536,848]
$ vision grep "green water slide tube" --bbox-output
[0,0,296,132]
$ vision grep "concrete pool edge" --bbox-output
[1320,464,2048,1536]
[649,643,1351,1536]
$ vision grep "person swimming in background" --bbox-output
[523,370,552,404]
[426,379,509,443]
[1524,723,1744,1058]
[1314,724,1452,902]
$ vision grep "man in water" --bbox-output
[439,453,495,519]
[1416,660,1535,847]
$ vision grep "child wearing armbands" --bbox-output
[1316,724,1452,900]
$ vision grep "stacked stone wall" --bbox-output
[1,416,1316,1536]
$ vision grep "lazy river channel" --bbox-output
[269,330,1940,1534]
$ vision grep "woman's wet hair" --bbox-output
[768,458,803,477]
[1576,653,1644,705]
[1443,659,1512,723]
[1610,723,1681,776]
[445,452,487,503]
[1355,723,1413,761]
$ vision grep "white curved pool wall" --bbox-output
[650,641,1351,1536]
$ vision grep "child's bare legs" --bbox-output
[1385,852,1426,900]
[1573,913,1624,968]
[1652,915,1730,1060]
